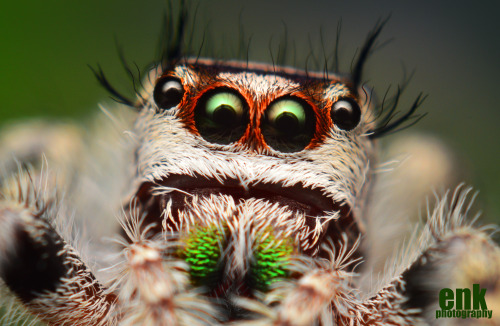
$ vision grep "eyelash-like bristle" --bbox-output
[351,16,390,92]
[89,0,188,109]
[89,64,135,107]
[367,67,427,138]
[369,90,427,138]
[158,0,188,70]
[347,16,427,139]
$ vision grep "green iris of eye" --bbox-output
[267,100,306,133]
[205,92,244,126]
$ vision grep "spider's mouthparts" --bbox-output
[131,173,360,257]
[144,174,336,216]
[177,223,294,294]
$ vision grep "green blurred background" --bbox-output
[1,0,499,224]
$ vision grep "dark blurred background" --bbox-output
[1,0,499,223]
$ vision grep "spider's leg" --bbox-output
[0,173,116,326]
[0,121,85,190]
[366,133,461,276]
[113,211,219,325]
[394,189,500,325]
[360,187,500,326]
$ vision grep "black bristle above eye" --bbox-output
[157,0,189,70]
[89,65,135,107]
[347,16,428,138]
[369,86,427,139]
[351,16,391,93]
[90,0,189,109]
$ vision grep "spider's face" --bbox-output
[130,58,376,293]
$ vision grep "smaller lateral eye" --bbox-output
[331,98,361,131]
[153,77,185,110]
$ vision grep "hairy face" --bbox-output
[129,58,376,293]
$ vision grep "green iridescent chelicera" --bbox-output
[267,99,306,133]
[180,224,293,291]
[205,92,244,126]
[181,225,226,285]
[251,233,294,291]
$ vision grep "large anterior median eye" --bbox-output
[205,92,244,126]
[262,97,315,153]
[195,89,248,145]
[153,77,185,110]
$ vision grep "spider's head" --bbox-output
[128,58,377,297]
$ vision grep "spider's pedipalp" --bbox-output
[0,172,116,326]
[233,235,362,326]
[113,208,220,325]
[275,270,353,326]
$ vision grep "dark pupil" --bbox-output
[336,107,353,125]
[160,87,182,108]
[274,112,299,135]
[212,105,237,126]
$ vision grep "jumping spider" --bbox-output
[0,2,499,326]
